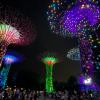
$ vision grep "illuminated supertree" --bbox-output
[0,6,36,68]
[41,53,58,93]
[67,48,80,61]
[47,0,100,87]
[47,0,100,36]
[0,53,18,89]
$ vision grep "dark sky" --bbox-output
[1,0,81,86]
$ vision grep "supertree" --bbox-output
[0,52,19,89]
[91,30,100,86]
[67,48,97,90]
[41,52,58,93]
[67,48,80,61]
[0,5,36,68]
[47,0,100,88]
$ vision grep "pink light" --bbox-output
[5,58,14,63]
[0,6,37,45]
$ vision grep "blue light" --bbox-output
[0,54,18,89]
[0,51,23,89]
[95,62,100,70]
[93,45,97,48]
[0,65,10,89]
[51,4,56,8]
[98,55,100,57]
[3,51,24,64]
[3,55,18,64]
[67,48,80,61]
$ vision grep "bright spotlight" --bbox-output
[84,77,92,85]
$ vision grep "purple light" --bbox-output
[79,75,92,85]
[78,75,97,90]
[48,0,100,89]
[62,1,100,35]
[79,39,94,77]
[78,74,85,84]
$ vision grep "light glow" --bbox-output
[3,54,18,64]
[0,53,18,89]
[42,57,58,65]
[0,6,36,68]
[0,24,20,44]
[84,77,92,85]
[67,48,80,61]
[42,53,58,93]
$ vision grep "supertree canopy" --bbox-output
[47,0,100,37]
[0,52,19,89]
[42,56,58,65]
[0,6,37,67]
[41,52,58,93]
[67,48,80,61]
[62,0,100,36]
[47,0,100,88]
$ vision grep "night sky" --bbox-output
[1,0,81,87]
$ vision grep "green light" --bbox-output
[42,56,58,93]
[42,57,58,65]
[0,24,13,33]
[46,64,53,93]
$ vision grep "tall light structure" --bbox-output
[0,5,36,68]
[0,53,18,89]
[47,0,100,87]
[41,53,58,93]
[67,48,97,90]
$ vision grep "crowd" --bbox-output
[0,87,100,100]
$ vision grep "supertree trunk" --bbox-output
[79,38,94,77]
[0,64,11,89]
[79,30,100,90]
[45,64,54,93]
[0,42,8,68]
[90,32,100,87]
